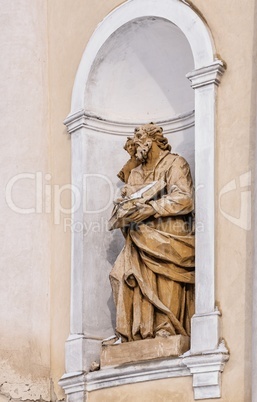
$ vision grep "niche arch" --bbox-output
[60,1,229,401]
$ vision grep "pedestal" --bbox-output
[101,335,190,368]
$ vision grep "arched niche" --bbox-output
[85,17,194,122]
[60,1,229,401]
[84,16,195,174]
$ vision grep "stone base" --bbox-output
[101,335,190,368]
[60,346,229,400]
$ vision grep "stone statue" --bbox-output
[109,123,195,342]
[117,137,141,183]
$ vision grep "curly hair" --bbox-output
[134,123,171,151]
[123,137,134,151]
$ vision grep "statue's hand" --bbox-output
[127,203,155,223]
[120,186,128,197]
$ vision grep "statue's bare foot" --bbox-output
[102,335,121,345]
[155,329,171,338]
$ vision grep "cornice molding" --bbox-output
[186,60,226,89]
[63,110,195,135]
[59,349,229,400]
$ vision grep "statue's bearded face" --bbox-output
[134,131,152,162]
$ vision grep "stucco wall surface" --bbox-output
[0,0,51,401]
[47,0,124,398]
[193,0,256,401]
[1,0,256,401]
[88,377,195,402]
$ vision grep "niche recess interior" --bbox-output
[60,1,229,401]
[85,17,194,122]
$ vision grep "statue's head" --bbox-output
[124,137,136,157]
[133,123,171,162]
[134,122,162,138]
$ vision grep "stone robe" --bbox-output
[110,150,195,341]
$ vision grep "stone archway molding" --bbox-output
[70,0,215,115]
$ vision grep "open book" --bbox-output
[108,179,166,230]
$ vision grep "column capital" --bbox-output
[186,60,226,89]
[63,110,86,134]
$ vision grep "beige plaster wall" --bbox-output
[2,0,252,401]
[0,1,51,401]
[47,0,123,398]
[193,1,256,401]
[88,377,195,402]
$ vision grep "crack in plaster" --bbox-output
[0,361,51,401]
[0,391,64,402]
[0,381,64,402]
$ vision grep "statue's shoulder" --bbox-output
[166,153,189,166]
[161,153,191,175]
[163,152,180,164]
[131,163,142,172]
[166,152,179,160]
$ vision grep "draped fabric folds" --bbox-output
[110,151,195,341]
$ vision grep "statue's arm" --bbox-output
[150,156,194,217]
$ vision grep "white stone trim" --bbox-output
[64,110,195,135]
[70,0,215,114]
[59,348,229,400]
[60,372,85,395]
[191,311,221,355]
[86,357,190,391]
[186,60,226,88]
[187,61,226,358]
[65,335,102,374]
[184,349,229,400]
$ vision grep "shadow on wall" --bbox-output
[85,17,194,123]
